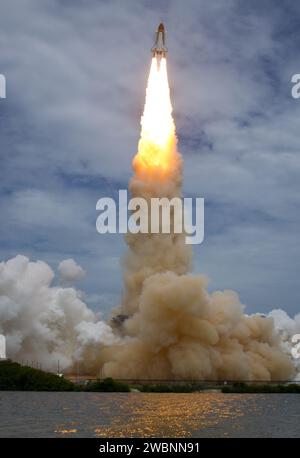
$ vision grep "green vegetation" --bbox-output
[0,362,130,392]
[0,360,74,391]
[0,361,129,392]
[222,382,300,393]
[85,377,130,392]
[138,383,203,392]
[1,361,299,393]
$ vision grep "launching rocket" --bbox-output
[151,23,167,58]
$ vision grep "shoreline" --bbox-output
[1,360,299,393]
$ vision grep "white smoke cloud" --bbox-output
[0,255,117,372]
[58,258,86,284]
[76,321,120,347]
[269,309,300,337]
[269,309,300,379]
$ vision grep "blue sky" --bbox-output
[1,0,300,316]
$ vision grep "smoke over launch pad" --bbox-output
[0,25,298,381]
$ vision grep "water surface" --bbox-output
[0,392,299,437]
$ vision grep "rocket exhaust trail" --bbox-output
[122,50,191,317]
[102,26,295,381]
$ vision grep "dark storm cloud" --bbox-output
[0,0,300,314]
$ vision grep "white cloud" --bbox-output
[58,258,86,283]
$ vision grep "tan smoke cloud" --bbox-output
[105,271,294,380]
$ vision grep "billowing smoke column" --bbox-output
[103,56,295,380]
[122,57,191,316]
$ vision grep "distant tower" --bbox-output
[0,335,7,360]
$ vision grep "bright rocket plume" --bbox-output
[102,53,295,381]
[134,57,176,172]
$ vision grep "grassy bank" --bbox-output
[137,383,203,392]
[1,362,299,393]
[0,360,74,391]
[0,362,131,392]
[222,382,300,393]
[85,377,130,392]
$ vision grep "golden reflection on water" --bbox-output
[55,428,77,434]
[89,393,261,438]
[52,393,265,438]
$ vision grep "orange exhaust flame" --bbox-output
[133,57,177,175]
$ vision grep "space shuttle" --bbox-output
[151,23,167,58]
